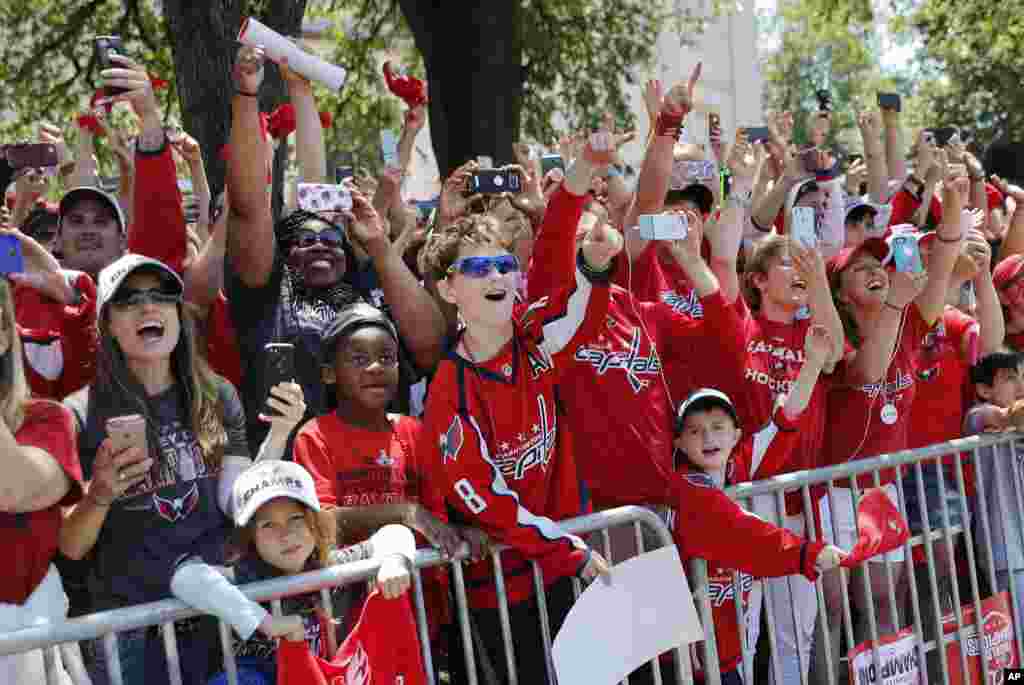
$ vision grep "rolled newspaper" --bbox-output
[237,17,347,91]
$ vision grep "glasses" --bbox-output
[294,227,345,249]
[341,350,400,369]
[447,255,520,278]
[111,287,182,308]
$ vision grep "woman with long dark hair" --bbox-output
[59,254,254,685]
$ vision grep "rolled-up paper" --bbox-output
[238,17,347,91]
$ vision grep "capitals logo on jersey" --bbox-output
[494,395,557,480]
[440,415,464,464]
[153,482,200,523]
[574,326,661,393]
[660,289,704,318]
[331,642,369,685]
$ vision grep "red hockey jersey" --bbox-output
[420,261,611,608]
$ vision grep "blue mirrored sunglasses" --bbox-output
[447,255,520,278]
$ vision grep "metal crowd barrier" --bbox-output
[0,505,692,685]
[683,431,1024,685]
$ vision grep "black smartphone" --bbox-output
[930,126,960,147]
[469,169,522,194]
[263,343,295,416]
[815,89,833,113]
[744,126,771,144]
[94,36,129,95]
[5,144,59,169]
[877,92,901,113]
[334,166,354,184]
[847,153,864,167]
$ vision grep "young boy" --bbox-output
[964,351,1024,629]
[666,324,844,685]
[418,211,621,684]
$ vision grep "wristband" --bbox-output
[235,88,259,98]
[936,233,963,244]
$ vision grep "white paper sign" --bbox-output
[238,18,348,91]
[848,628,923,685]
[552,546,702,685]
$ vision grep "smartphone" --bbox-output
[637,214,688,241]
[5,144,59,169]
[334,165,354,184]
[264,343,296,417]
[847,153,864,167]
[929,126,960,147]
[476,156,494,169]
[744,126,771,144]
[877,92,901,113]
[296,183,353,213]
[960,281,976,312]
[94,36,129,95]
[106,414,148,455]
[791,206,818,249]
[380,130,399,167]
[0,235,23,274]
[541,154,565,175]
[815,89,833,113]
[891,234,924,273]
[469,169,522,194]
[708,113,721,136]
[676,160,717,181]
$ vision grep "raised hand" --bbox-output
[171,132,203,165]
[643,79,664,130]
[100,55,160,122]
[257,382,307,447]
[803,324,834,369]
[346,190,388,251]
[856,111,882,142]
[887,269,928,308]
[375,554,411,599]
[580,219,624,271]
[726,135,758,180]
[439,160,481,226]
[665,62,702,117]
[666,210,705,269]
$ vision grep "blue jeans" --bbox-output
[87,619,216,685]
[207,656,276,685]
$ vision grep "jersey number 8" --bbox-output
[455,478,488,514]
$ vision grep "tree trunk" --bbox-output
[162,0,245,199]
[399,1,524,178]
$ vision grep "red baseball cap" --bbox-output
[826,237,890,286]
[993,254,1024,290]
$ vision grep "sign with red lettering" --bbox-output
[943,592,1019,684]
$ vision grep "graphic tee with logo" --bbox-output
[63,378,248,608]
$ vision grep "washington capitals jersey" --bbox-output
[420,263,611,608]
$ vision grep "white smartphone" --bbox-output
[476,155,494,169]
[870,203,892,236]
[381,130,400,167]
[638,214,688,241]
[791,206,818,249]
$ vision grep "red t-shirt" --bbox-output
[294,413,422,508]
[1006,330,1024,353]
[614,241,707,319]
[823,304,933,487]
[0,401,83,604]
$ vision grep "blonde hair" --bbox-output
[0,280,30,431]
[741,234,791,312]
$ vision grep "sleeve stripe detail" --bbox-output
[750,421,781,478]
[540,267,593,355]
[465,414,581,549]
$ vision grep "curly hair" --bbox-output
[419,213,514,282]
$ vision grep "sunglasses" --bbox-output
[111,286,182,307]
[294,227,346,249]
[447,255,520,278]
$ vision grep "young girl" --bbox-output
[179,459,416,685]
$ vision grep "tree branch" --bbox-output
[14,0,106,83]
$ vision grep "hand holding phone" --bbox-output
[877,92,901,113]
[743,126,771,144]
[94,36,130,95]
[791,206,818,249]
[541,154,565,174]
[106,414,149,455]
[263,344,296,417]
[4,144,59,169]
[637,214,688,241]
[891,234,924,273]
[296,184,353,213]
[469,169,522,194]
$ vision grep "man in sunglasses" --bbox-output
[225,46,446,451]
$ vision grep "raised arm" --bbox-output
[282,58,326,184]
[712,135,758,302]
[880,104,906,184]
[994,177,1024,260]
[847,271,927,385]
[858,111,888,204]
[963,231,1004,356]
[915,173,968,324]
[347,191,446,372]
[226,46,276,288]
[793,244,844,366]
[783,325,831,421]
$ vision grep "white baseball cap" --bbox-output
[232,461,321,527]
[96,253,184,312]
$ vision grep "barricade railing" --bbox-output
[0,505,693,685]
[684,431,1024,685]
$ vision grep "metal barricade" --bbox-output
[683,431,1024,685]
[0,505,695,685]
